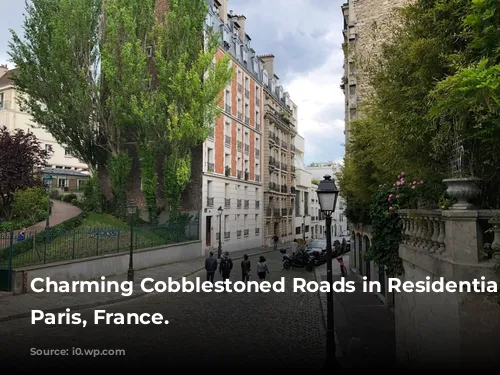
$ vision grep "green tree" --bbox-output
[9,0,232,219]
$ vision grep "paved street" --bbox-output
[0,251,327,369]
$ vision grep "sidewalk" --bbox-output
[0,245,279,321]
[315,253,395,369]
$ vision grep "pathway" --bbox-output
[25,199,82,233]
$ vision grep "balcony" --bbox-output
[291,144,296,152]
[266,207,272,216]
[224,198,231,208]
[225,104,231,113]
[256,98,260,106]
[207,162,214,172]
[224,231,230,239]
[291,186,296,194]
[289,207,293,215]
[244,144,249,155]
[237,141,242,152]
[281,163,288,171]
[206,197,214,207]
[268,131,276,144]
[245,116,250,125]
[281,185,288,194]
[256,123,261,132]
[281,208,288,216]
[244,200,249,209]
[255,228,260,235]
[237,111,243,120]
[237,199,242,208]
[237,230,242,238]
[225,135,231,147]
[237,169,242,179]
[237,83,242,93]
[255,174,260,182]
[245,89,250,99]
[244,170,249,180]
[281,140,288,149]
[255,149,260,159]
[255,200,260,209]
[273,208,280,216]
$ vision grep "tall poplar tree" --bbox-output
[9,0,232,219]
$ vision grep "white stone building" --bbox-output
[0,65,89,172]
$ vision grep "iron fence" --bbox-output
[0,221,200,291]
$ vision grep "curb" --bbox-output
[314,267,345,359]
[0,249,274,322]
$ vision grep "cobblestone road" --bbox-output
[0,251,326,369]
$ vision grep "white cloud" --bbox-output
[286,48,345,164]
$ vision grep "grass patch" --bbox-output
[2,213,199,269]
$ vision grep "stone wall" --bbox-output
[396,209,500,369]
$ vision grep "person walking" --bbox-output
[241,254,251,282]
[205,251,217,284]
[256,255,269,282]
[219,251,233,282]
[272,234,279,250]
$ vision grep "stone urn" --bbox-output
[442,177,481,210]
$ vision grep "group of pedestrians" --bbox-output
[204,251,269,283]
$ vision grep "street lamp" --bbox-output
[302,215,306,240]
[127,200,137,282]
[316,174,340,369]
[217,206,223,258]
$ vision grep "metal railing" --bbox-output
[225,104,231,113]
[244,229,249,237]
[255,174,260,182]
[244,200,249,209]
[0,221,200,273]
[237,141,242,152]
[281,208,288,216]
[237,199,242,208]
[224,198,231,208]
[255,201,260,209]
[237,111,243,120]
[238,83,242,92]
[256,98,260,106]
[225,135,231,147]
[245,116,250,125]
[255,149,260,159]
[244,144,250,155]
[207,197,214,207]
[237,170,242,179]
[245,89,250,98]
[207,162,214,172]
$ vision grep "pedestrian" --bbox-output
[17,228,26,242]
[256,255,269,282]
[219,251,233,282]
[272,233,279,250]
[205,251,217,284]
[241,254,251,282]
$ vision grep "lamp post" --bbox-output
[316,174,339,369]
[127,200,137,282]
[43,175,53,230]
[217,206,223,258]
[302,215,306,240]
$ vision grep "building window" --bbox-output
[64,148,71,156]
[58,178,68,188]
[295,227,301,235]
[0,93,4,109]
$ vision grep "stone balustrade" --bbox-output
[399,210,446,255]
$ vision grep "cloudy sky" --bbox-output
[0,0,346,165]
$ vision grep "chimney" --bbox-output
[236,15,246,41]
[0,64,8,78]
[218,0,228,24]
[259,54,275,80]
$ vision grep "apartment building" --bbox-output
[0,65,89,175]
[306,162,347,236]
[261,55,298,246]
[200,1,265,253]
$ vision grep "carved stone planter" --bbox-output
[442,177,481,210]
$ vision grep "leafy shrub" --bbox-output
[61,193,77,203]
[12,186,49,224]
[49,190,60,199]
